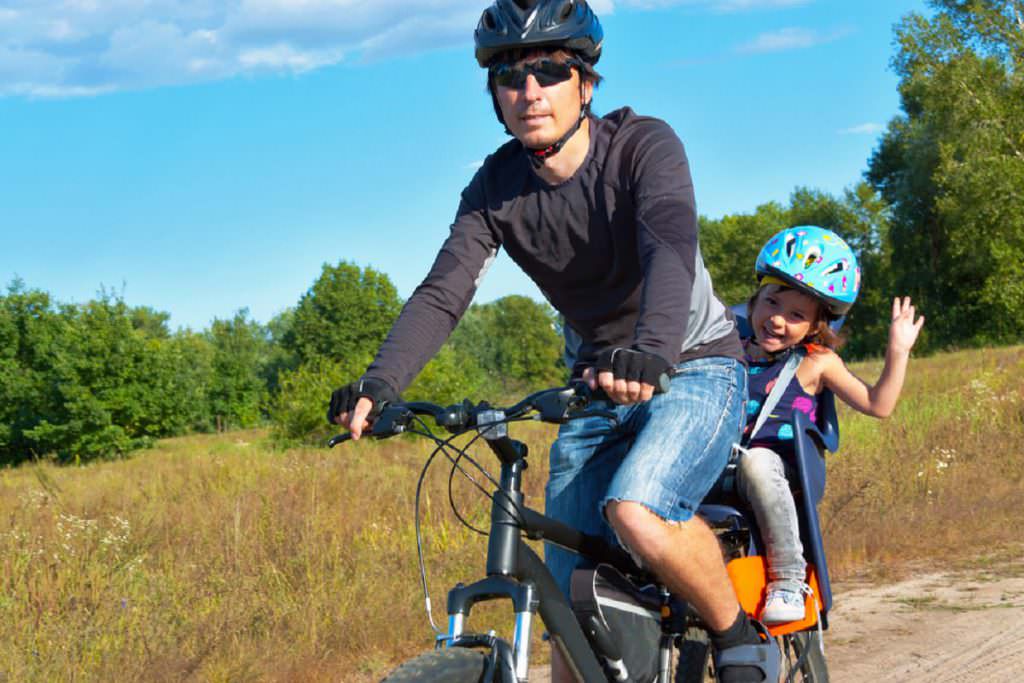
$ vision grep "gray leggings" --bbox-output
[735,446,806,591]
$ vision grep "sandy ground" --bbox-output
[824,561,1024,682]
[528,559,1024,682]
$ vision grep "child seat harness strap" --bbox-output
[744,346,807,447]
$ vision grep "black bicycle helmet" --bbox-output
[474,0,603,68]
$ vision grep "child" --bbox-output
[739,226,924,623]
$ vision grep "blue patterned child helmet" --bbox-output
[754,226,861,316]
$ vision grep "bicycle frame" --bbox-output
[342,380,835,682]
[438,427,675,683]
[435,424,835,682]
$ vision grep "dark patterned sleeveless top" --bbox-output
[743,347,819,455]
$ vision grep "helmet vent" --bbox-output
[803,246,821,268]
[560,1,574,20]
[822,261,846,276]
[482,8,496,30]
[784,233,797,258]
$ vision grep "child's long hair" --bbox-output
[747,283,846,352]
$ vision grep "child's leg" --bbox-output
[735,447,806,590]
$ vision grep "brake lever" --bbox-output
[532,386,582,424]
[327,433,352,448]
[326,404,413,448]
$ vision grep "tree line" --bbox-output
[2,0,1020,464]
[0,265,565,463]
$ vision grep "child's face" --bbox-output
[750,287,820,353]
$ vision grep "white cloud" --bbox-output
[0,0,818,97]
[711,0,809,11]
[736,26,851,54]
[237,42,345,71]
[0,0,483,97]
[610,0,810,11]
[839,122,885,135]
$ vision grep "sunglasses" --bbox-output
[490,59,579,90]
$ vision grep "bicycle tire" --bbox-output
[676,629,713,683]
[380,648,490,683]
[780,631,828,683]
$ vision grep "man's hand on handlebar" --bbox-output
[326,382,620,447]
[586,348,671,405]
[327,378,398,440]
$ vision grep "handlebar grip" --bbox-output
[327,433,353,448]
[656,372,670,395]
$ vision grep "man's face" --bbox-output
[493,54,591,149]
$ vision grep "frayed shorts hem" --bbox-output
[601,496,698,527]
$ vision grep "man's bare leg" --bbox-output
[605,500,738,631]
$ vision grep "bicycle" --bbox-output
[330,381,832,682]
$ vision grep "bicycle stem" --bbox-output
[487,443,527,577]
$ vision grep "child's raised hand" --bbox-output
[889,296,924,354]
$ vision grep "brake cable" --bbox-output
[411,411,537,634]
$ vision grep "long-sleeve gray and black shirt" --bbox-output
[364,107,742,393]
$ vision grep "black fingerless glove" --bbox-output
[327,377,399,424]
[594,348,672,393]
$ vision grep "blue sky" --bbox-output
[1,0,926,331]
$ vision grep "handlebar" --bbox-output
[327,433,353,447]
[327,380,615,447]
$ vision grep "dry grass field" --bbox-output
[1,346,1021,681]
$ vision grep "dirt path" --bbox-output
[825,562,1024,682]
[529,561,1024,682]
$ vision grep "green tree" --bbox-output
[0,282,66,462]
[271,263,524,442]
[269,353,373,444]
[130,306,172,339]
[0,282,217,464]
[284,261,402,364]
[700,201,789,306]
[263,308,299,394]
[207,309,269,430]
[23,295,217,460]
[404,343,488,405]
[449,295,565,389]
[867,0,1024,348]
[162,330,216,433]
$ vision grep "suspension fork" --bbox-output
[442,577,537,681]
[440,543,607,683]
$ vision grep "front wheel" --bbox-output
[381,648,489,682]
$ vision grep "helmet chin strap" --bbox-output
[525,82,588,169]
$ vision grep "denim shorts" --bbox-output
[544,356,747,597]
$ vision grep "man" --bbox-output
[329,1,778,680]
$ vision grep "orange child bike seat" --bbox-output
[726,556,823,637]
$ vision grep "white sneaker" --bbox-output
[762,586,806,624]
